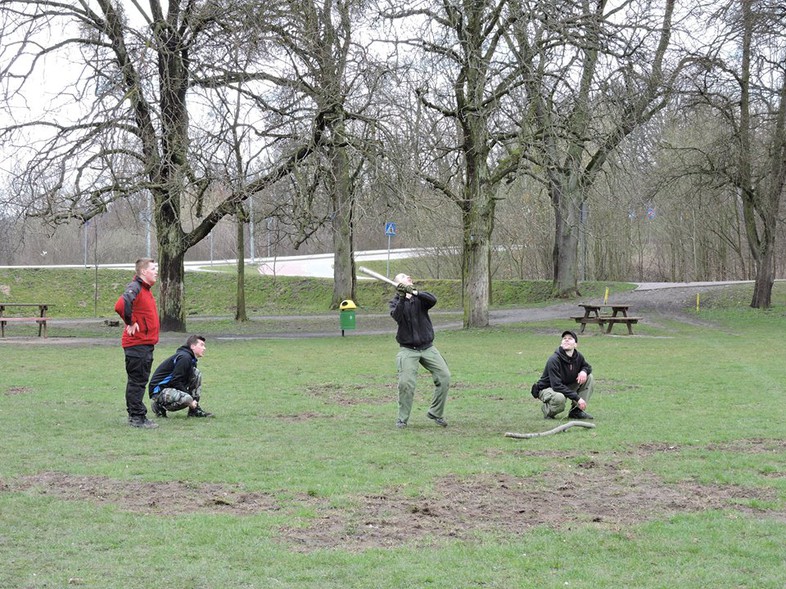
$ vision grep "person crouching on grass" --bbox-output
[148,335,214,419]
[531,330,595,420]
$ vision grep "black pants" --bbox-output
[124,345,154,419]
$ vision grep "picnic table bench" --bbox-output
[0,303,51,337]
[571,303,641,335]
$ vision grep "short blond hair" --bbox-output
[135,258,155,274]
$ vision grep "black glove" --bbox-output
[396,283,408,295]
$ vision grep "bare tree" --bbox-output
[0,1,322,330]
[507,0,684,296]
[219,0,387,308]
[380,0,527,327]
[690,0,786,307]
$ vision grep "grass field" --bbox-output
[1,273,786,588]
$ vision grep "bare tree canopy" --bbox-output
[380,0,529,327]
[0,0,334,329]
[505,0,690,296]
[2,0,785,322]
[674,0,786,308]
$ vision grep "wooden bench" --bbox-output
[601,316,641,335]
[571,315,605,328]
[572,303,641,335]
[0,303,51,337]
[572,315,641,335]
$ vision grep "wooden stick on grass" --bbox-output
[504,420,596,439]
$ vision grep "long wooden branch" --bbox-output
[504,420,596,439]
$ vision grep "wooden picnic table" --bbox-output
[0,303,51,337]
[571,303,641,335]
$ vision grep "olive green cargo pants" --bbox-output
[396,346,450,424]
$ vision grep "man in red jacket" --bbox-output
[115,258,160,429]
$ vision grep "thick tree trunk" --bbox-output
[235,211,248,322]
[748,215,776,308]
[328,123,356,310]
[741,194,777,310]
[551,179,582,297]
[462,197,495,328]
[553,220,580,297]
[750,254,774,309]
[152,18,190,333]
[331,215,355,309]
[157,239,186,332]
[738,0,779,310]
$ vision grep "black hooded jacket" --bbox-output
[148,345,197,396]
[532,347,592,402]
[389,291,437,350]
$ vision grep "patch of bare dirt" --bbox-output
[5,437,783,553]
[705,438,786,454]
[275,411,337,422]
[6,472,279,516]
[305,382,394,406]
[278,462,778,552]
[4,386,33,395]
[304,378,471,406]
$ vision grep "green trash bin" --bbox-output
[339,300,357,336]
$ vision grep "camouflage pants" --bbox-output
[156,369,202,412]
[539,373,594,418]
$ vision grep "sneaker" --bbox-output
[568,407,593,420]
[426,412,448,427]
[542,403,555,419]
[188,406,214,418]
[129,417,158,429]
[396,420,407,429]
[150,398,167,418]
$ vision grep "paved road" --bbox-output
[255,248,419,278]
[2,248,427,279]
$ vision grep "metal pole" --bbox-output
[386,235,391,278]
[93,217,99,317]
[83,222,88,267]
[249,194,255,263]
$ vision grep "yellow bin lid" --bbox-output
[339,299,357,310]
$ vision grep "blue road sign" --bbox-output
[385,222,397,236]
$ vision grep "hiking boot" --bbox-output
[188,406,214,418]
[129,416,158,429]
[396,420,407,429]
[568,407,593,420]
[150,398,167,418]
[542,403,556,419]
[426,412,448,427]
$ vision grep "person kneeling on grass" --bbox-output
[530,330,594,420]
[148,335,214,418]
